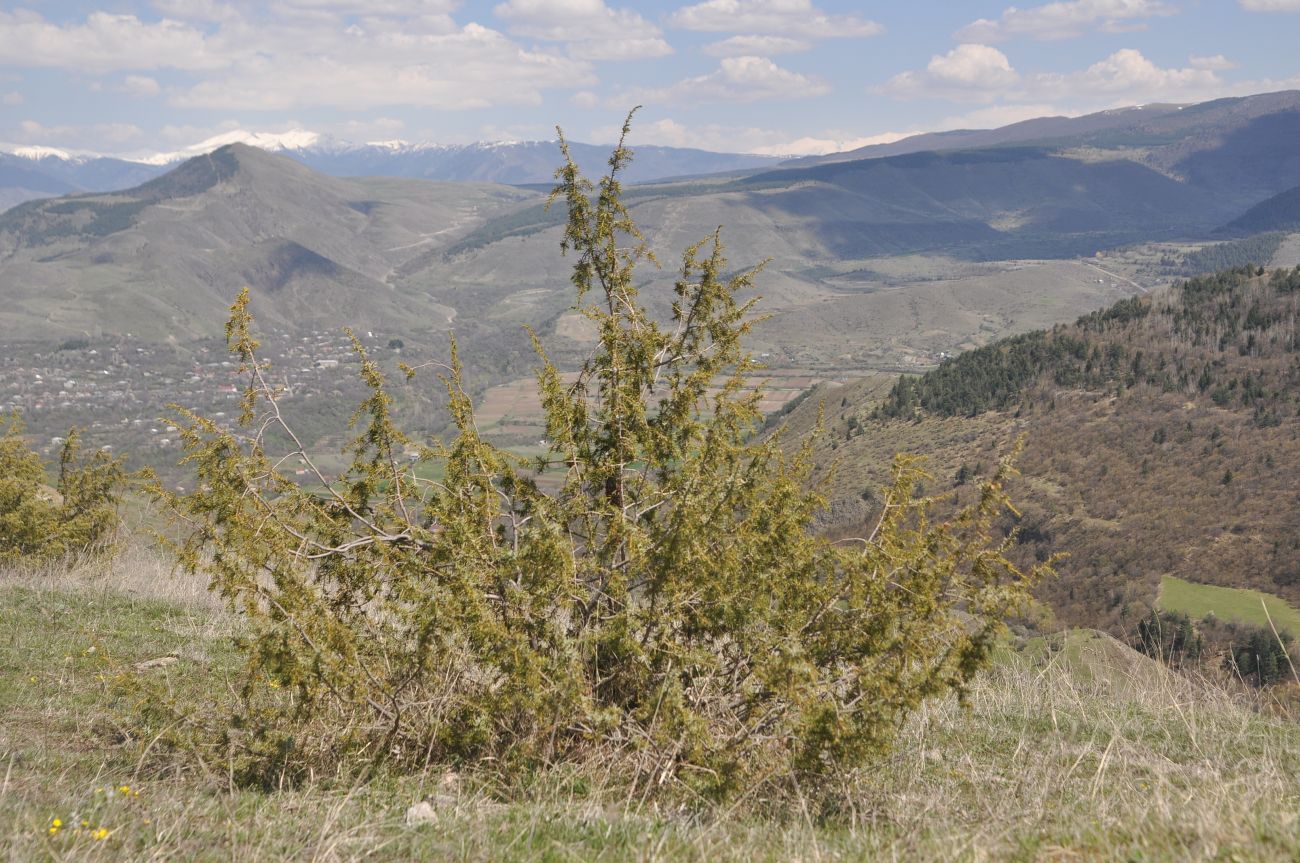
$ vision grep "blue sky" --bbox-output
[2,0,1300,158]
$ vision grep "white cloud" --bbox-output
[882,47,1233,110]
[940,103,1068,129]
[158,120,244,145]
[1031,49,1223,103]
[175,31,593,111]
[764,131,914,157]
[147,0,243,23]
[880,45,1019,102]
[590,116,912,155]
[16,119,143,146]
[0,10,223,72]
[1,92,23,106]
[703,35,810,57]
[493,0,673,60]
[570,90,601,108]
[1189,54,1237,71]
[272,0,459,14]
[476,121,556,142]
[956,0,1177,42]
[121,75,162,97]
[621,56,828,105]
[330,116,407,141]
[0,8,594,114]
[1239,0,1300,9]
[669,0,882,39]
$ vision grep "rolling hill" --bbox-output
[0,144,541,342]
[782,265,1300,639]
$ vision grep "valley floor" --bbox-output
[1,550,1297,862]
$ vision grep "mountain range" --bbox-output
[5,89,1300,362]
[5,88,1299,222]
[0,130,781,212]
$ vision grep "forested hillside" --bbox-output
[794,266,1300,637]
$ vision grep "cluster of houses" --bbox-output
[0,328,391,468]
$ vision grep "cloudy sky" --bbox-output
[2,0,1300,158]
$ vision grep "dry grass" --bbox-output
[0,556,1296,861]
[0,543,221,610]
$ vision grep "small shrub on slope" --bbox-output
[156,121,1043,797]
[0,415,123,564]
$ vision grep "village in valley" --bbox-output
[0,328,398,483]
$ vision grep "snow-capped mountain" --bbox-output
[0,147,167,212]
[134,129,329,165]
[0,130,782,211]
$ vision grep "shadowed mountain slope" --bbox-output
[803,90,1300,169]
[1223,185,1300,235]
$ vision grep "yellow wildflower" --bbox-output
[94,828,110,841]
[51,819,62,828]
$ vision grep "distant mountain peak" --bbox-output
[7,145,81,162]
[135,129,325,166]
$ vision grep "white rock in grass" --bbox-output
[134,656,179,671]
[405,800,439,827]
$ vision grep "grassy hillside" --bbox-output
[1,553,1296,861]
[786,266,1300,636]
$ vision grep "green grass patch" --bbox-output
[1159,574,1300,635]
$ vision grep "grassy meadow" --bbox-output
[0,549,1297,861]
[1160,575,1300,636]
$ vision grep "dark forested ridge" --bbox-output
[879,265,1300,424]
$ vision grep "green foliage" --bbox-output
[0,415,124,565]
[1135,609,1202,667]
[1228,627,1295,687]
[1175,233,1285,276]
[158,122,1042,796]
